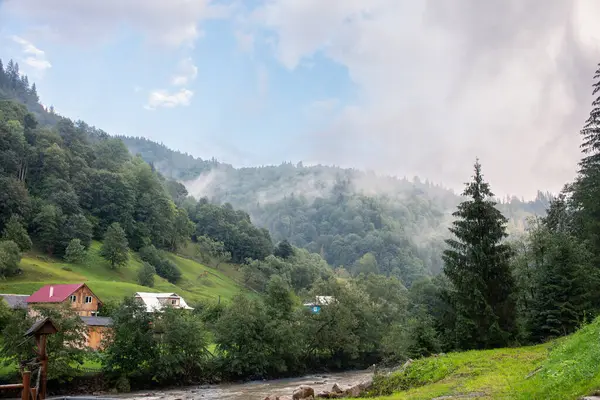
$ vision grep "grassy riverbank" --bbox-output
[369,317,600,399]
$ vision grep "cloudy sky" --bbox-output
[1,0,600,199]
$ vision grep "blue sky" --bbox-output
[1,0,599,198]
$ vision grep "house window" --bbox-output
[85,296,93,304]
[171,299,177,305]
[70,295,77,303]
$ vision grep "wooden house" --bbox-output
[26,283,102,317]
[26,283,112,350]
[80,316,112,350]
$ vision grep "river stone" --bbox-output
[293,385,315,400]
[331,384,343,394]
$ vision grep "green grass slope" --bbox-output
[0,242,245,305]
[370,317,600,400]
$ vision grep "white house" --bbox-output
[134,292,194,312]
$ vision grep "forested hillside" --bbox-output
[0,58,290,291]
[118,136,551,283]
[0,58,549,286]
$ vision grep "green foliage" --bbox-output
[139,245,181,283]
[195,235,231,269]
[100,222,129,269]
[513,217,596,343]
[571,63,600,264]
[1,303,87,381]
[64,238,86,263]
[192,200,273,263]
[1,215,31,251]
[102,297,155,379]
[103,298,209,384]
[137,261,155,288]
[213,294,280,378]
[152,307,210,383]
[242,249,332,293]
[353,252,379,276]
[0,298,12,331]
[0,240,21,277]
[32,203,61,254]
[442,160,516,350]
[273,239,294,259]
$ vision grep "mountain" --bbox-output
[0,57,551,287]
[119,134,551,283]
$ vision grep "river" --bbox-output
[118,370,373,400]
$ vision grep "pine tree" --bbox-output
[100,222,129,269]
[442,159,516,349]
[30,83,39,103]
[527,225,592,342]
[571,63,600,262]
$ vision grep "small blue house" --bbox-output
[303,296,335,314]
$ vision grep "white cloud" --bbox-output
[11,35,52,72]
[171,57,198,86]
[252,0,600,198]
[145,88,194,110]
[1,0,231,47]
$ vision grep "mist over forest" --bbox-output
[119,135,551,281]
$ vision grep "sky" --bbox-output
[1,0,600,199]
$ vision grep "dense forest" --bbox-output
[3,54,599,393]
[119,137,551,284]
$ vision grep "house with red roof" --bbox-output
[26,283,111,350]
[27,283,102,317]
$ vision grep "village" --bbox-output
[0,284,195,350]
[1,285,335,351]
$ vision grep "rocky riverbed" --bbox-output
[117,370,373,400]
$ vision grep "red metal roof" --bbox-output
[27,283,85,303]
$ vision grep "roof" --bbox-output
[134,292,194,312]
[316,296,336,305]
[81,316,113,327]
[0,294,29,309]
[27,283,85,303]
[25,317,58,336]
[304,296,336,307]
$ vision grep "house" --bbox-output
[0,294,29,310]
[26,283,102,317]
[81,316,112,350]
[26,283,112,350]
[303,296,336,314]
[134,292,194,312]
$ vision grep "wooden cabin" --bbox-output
[26,283,102,317]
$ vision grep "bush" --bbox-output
[0,240,21,277]
[64,238,87,263]
[139,245,181,283]
[137,262,155,288]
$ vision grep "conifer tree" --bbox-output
[571,63,600,262]
[442,159,516,349]
[100,222,129,269]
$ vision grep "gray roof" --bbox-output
[0,294,29,309]
[80,316,113,327]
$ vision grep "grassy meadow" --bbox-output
[0,241,245,305]
[369,316,600,400]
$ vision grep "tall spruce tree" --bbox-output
[442,159,516,349]
[571,63,600,263]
